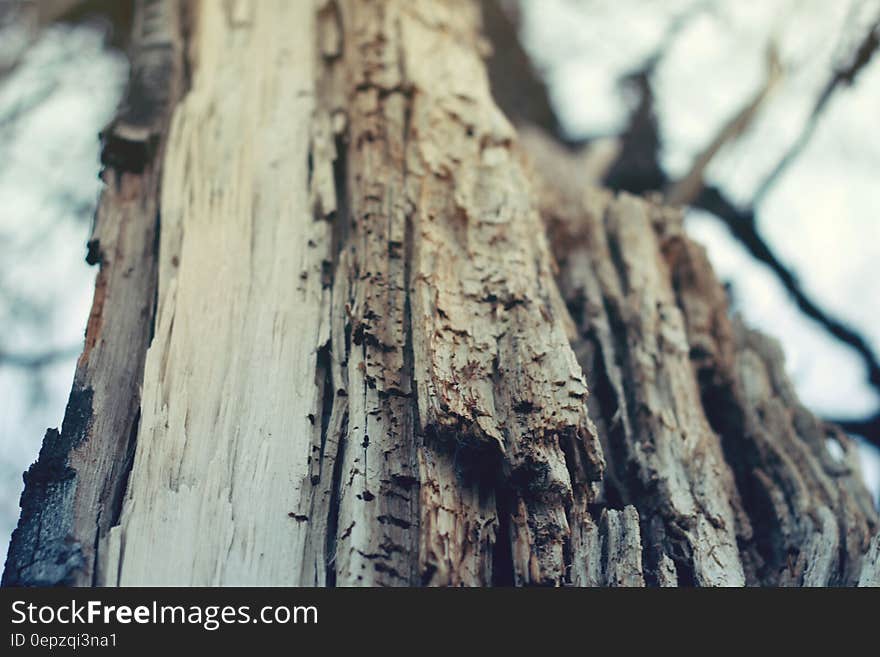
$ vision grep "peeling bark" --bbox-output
[4,0,878,588]
[523,128,878,586]
[96,0,604,588]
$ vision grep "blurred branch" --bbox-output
[0,0,85,76]
[0,80,59,133]
[0,344,80,369]
[599,6,880,447]
[0,0,132,78]
[481,0,563,136]
[751,16,880,205]
[693,184,880,430]
[830,413,880,449]
[668,15,880,446]
[602,3,711,192]
[666,44,783,206]
[601,68,667,193]
[28,0,85,26]
[482,0,623,184]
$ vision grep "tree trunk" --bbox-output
[4,0,879,587]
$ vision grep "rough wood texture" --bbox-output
[858,533,880,586]
[97,0,605,587]
[2,0,185,586]
[5,0,878,588]
[333,0,603,586]
[523,128,878,586]
[103,0,328,586]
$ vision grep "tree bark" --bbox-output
[2,0,186,587]
[4,0,879,587]
[523,129,878,586]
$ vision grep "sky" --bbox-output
[0,1,878,561]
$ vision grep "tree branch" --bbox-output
[0,344,81,369]
[751,17,880,205]
[666,44,782,206]
[693,184,880,450]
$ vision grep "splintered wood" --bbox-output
[11,0,875,588]
[105,0,879,587]
[103,0,604,587]
[522,127,878,585]
[104,0,327,585]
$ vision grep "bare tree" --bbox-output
[3,0,879,587]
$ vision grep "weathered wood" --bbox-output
[523,128,878,586]
[2,0,185,587]
[858,533,880,586]
[570,505,644,587]
[102,0,329,586]
[98,0,605,587]
[6,0,878,588]
[663,227,878,586]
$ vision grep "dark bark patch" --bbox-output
[2,387,94,586]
